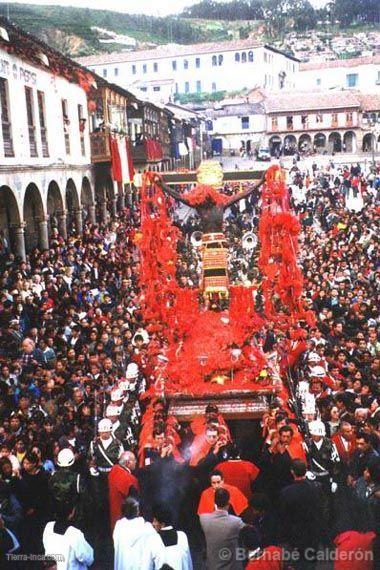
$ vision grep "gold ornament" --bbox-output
[196,160,224,187]
[210,374,229,385]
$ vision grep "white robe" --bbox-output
[43,522,94,570]
[113,517,165,570]
[158,527,193,570]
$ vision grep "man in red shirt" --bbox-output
[108,451,139,531]
[198,469,248,516]
[332,421,356,465]
[216,451,260,499]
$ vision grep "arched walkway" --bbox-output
[362,133,375,153]
[95,173,115,223]
[81,177,95,223]
[269,135,282,157]
[343,131,356,153]
[314,133,326,153]
[328,132,342,153]
[298,134,312,153]
[283,135,297,156]
[65,179,81,234]
[0,186,22,256]
[47,181,64,236]
[23,183,46,251]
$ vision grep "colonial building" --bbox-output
[77,40,299,98]
[264,90,376,156]
[0,17,95,260]
[203,99,266,156]
[298,55,380,93]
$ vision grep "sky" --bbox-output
[8,0,198,17]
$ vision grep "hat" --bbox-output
[110,389,123,402]
[126,363,139,379]
[57,448,75,467]
[98,418,113,433]
[106,405,121,417]
[308,420,326,437]
[309,366,326,378]
[307,352,320,362]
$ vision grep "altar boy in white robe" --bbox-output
[152,504,193,570]
[113,497,165,570]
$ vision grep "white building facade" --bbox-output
[77,40,299,99]
[298,55,380,93]
[0,21,95,260]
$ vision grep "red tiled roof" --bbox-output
[359,93,380,111]
[265,90,361,113]
[300,55,380,71]
[76,39,264,65]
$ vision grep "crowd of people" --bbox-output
[0,160,378,570]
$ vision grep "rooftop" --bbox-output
[300,54,380,71]
[265,90,362,113]
[76,39,298,66]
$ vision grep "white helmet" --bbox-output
[106,405,121,417]
[308,420,326,437]
[309,366,326,378]
[307,352,320,363]
[110,389,123,402]
[98,418,113,433]
[126,363,139,379]
[57,448,75,467]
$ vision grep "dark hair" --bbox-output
[279,425,294,436]
[291,459,307,477]
[215,488,230,509]
[248,493,270,512]
[239,525,260,550]
[152,503,173,526]
[23,451,39,465]
[210,470,223,480]
[356,431,371,444]
[367,459,380,484]
[122,497,140,520]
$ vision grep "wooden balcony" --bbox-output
[90,131,111,163]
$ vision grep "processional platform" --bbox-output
[162,169,264,186]
[168,389,272,421]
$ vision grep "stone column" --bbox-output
[73,208,83,235]
[88,204,96,224]
[11,223,26,261]
[57,211,68,240]
[100,201,108,224]
[38,217,49,251]
[110,197,118,219]
[118,189,125,212]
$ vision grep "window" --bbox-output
[286,116,293,129]
[153,62,158,72]
[212,55,217,66]
[153,86,161,92]
[185,82,190,93]
[271,117,278,130]
[218,55,223,66]
[235,52,240,62]
[264,52,267,62]
[143,64,147,74]
[184,59,189,70]
[62,99,70,155]
[37,91,49,157]
[316,113,323,123]
[241,52,247,63]
[132,65,136,75]
[212,82,216,92]
[316,78,321,86]
[114,67,119,77]
[196,57,200,68]
[78,104,85,156]
[301,115,308,128]
[377,70,380,84]
[346,112,353,124]
[206,120,214,131]
[0,78,14,157]
[332,112,338,125]
[102,68,107,78]
[346,73,358,88]
[25,87,38,157]
[196,80,201,93]
[172,60,177,71]
[241,117,249,130]
[140,87,147,92]
[248,51,254,62]
[175,83,179,93]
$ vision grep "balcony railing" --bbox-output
[2,121,14,157]
[90,131,111,163]
[41,127,49,157]
[64,133,71,155]
[28,126,38,157]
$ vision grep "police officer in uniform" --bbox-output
[49,448,85,528]
[88,418,124,538]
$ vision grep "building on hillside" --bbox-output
[264,90,380,156]
[0,17,94,260]
[76,40,299,99]
[298,55,380,93]
[203,99,266,156]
